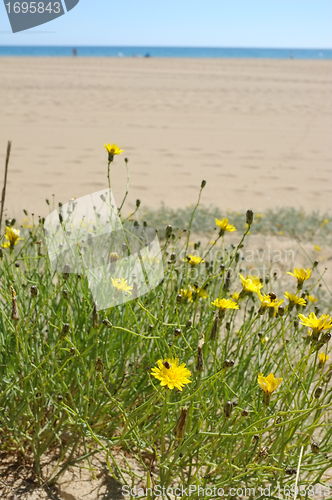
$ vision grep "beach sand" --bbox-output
[0,57,332,219]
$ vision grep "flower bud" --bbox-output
[165,225,172,239]
[314,386,323,399]
[95,357,104,372]
[30,285,38,298]
[173,407,187,439]
[174,328,181,337]
[102,318,112,328]
[62,289,69,300]
[196,346,204,372]
[110,252,119,263]
[223,270,232,291]
[176,294,182,304]
[241,409,249,417]
[246,209,254,226]
[62,323,70,336]
[278,306,285,317]
[311,442,320,454]
[201,180,206,189]
[136,199,141,208]
[170,252,176,261]
[224,400,233,418]
[210,316,219,340]
[10,286,19,321]
[222,359,235,369]
[62,264,70,280]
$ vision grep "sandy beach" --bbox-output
[0,57,331,219]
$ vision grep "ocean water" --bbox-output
[0,46,331,59]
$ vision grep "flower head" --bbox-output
[318,353,329,365]
[111,277,133,295]
[192,285,208,300]
[104,143,124,161]
[258,291,283,311]
[287,268,311,288]
[183,255,204,267]
[180,285,207,302]
[257,373,282,395]
[2,226,22,250]
[284,291,306,307]
[151,358,191,391]
[215,218,237,234]
[211,298,239,311]
[239,274,263,294]
[298,312,332,339]
[307,294,317,303]
[180,288,193,302]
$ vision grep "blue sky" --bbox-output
[1,0,332,48]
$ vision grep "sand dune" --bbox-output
[0,57,331,219]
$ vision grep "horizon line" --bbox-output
[1,44,332,50]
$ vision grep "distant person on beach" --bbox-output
[73,48,77,57]
[144,53,151,58]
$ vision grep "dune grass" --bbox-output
[0,151,332,499]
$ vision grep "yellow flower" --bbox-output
[111,277,133,295]
[193,286,208,300]
[232,291,240,301]
[239,274,263,294]
[180,288,193,302]
[261,335,269,344]
[183,255,204,267]
[318,353,329,365]
[258,291,283,310]
[298,312,332,338]
[257,373,282,394]
[284,291,306,307]
[215,218,237,234]
[211,298,239,311]
[151,358,191,391]
[287,268,311,287]
[104,143,124,159]
[2,226,22,249]
[180,285,207,302]
[314,245,322,252]
[307,294,317,303]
